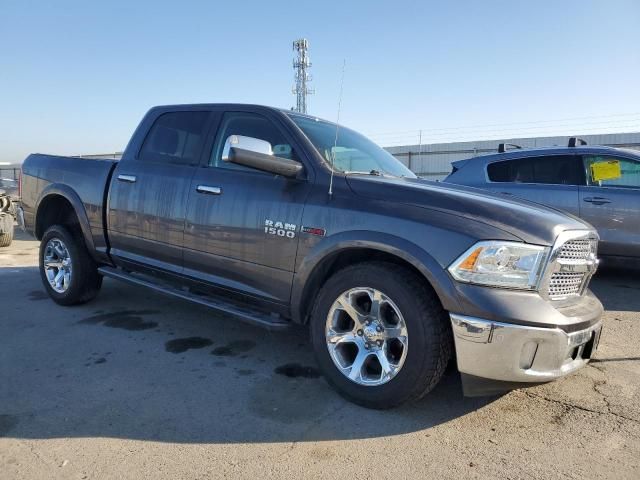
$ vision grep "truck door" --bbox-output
[579,154,640,259]
[107,110,212,272]
[183,110,312,304]
[485,154,583,217]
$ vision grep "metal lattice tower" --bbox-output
[292,38,314,114]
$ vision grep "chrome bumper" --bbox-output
[450,314,602,383]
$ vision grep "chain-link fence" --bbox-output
[0,166,21,199]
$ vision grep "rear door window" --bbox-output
[139,111,210,165]
[584,155,640,188]
[487,155,584,185]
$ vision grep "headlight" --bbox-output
[448,241,549,290]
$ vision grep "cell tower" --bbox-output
[292,38,314,114]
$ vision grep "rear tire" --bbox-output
[39,225,102,305]
[310,262,451,409]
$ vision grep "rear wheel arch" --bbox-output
[35,186,95,255]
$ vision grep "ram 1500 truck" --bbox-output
[19,104,604,408]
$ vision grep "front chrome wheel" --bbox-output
[325,287,408,386]
[43,238,72,293]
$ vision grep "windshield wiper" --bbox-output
[344,169,390,177]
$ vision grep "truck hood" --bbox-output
[346,175,591,246]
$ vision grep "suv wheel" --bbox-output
[39,225,102,305]
[310,262,451,409]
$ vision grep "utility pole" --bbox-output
[292,38,314,114]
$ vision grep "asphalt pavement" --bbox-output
[1,230,639,479]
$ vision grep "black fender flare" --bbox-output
[35,183,97,257]
[290,230,462,323]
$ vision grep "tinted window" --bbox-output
[139,111,210,164]
[585,155,640,188]
[487,155,583,185]
[210,112,297,170]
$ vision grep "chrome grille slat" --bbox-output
[557,239,598,262]
[548,272,585,298]
[542,232,598,301]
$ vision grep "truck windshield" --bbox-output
[288,113,416,178]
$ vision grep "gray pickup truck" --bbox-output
[20,104,603,408]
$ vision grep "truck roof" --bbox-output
[148,103,334,123]
[148,102,280,112]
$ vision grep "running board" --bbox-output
[98,266,290,331]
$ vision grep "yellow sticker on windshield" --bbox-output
[591,160,621,182]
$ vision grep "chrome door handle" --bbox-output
[196,185,222,195]
[117,174,137,183]
[583,197,611,205]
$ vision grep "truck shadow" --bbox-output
[590,268,640,312]
[0,265,501,444]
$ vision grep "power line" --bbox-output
[374,123,640,147]
[369,118,640,141]
[366,112,640,137]
[368,121,640,143]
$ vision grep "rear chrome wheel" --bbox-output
[43,238,72,293]
[325,287,408,386]
[39,224,102,305]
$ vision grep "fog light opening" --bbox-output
[519,341,539,370]
[570,346,579,361]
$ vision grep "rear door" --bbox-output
[183,109,313,304]
[579,154,640,258]
[108,110,212,272]
[485,154,584,217]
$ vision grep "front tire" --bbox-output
[39,225,102,305]
[310,262,451,409]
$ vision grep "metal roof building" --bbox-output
[385,132,640,180]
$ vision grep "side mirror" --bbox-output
[222,135,303,178]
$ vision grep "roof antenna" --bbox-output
[328,59,346,197]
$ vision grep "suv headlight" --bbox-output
[448,241,549,290]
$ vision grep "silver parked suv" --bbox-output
[444,138,640,268]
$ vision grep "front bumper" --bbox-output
[451,313,603,383]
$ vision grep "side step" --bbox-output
[98,266,290,331]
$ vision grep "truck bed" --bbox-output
[21,154,118,257]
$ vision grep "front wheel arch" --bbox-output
[291,237,462,325]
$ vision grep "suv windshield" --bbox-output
[288,113,416,178]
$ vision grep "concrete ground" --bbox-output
[1,229,639,480]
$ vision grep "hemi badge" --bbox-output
[301,226,326,236]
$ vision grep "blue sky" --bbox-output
[1,0,639,163]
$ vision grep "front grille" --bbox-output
[557,239,597,262]
[544,234,598,300]
[548,272,585,299]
